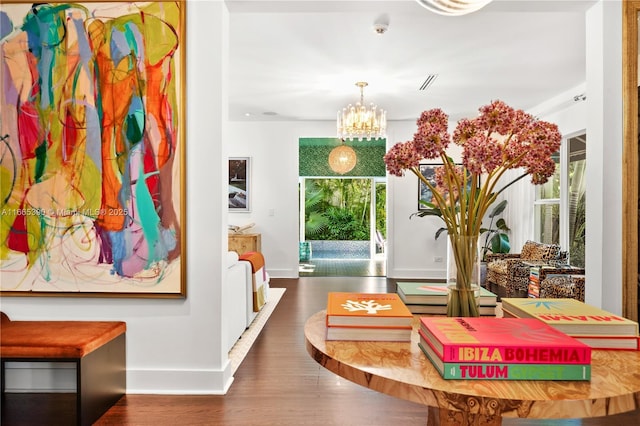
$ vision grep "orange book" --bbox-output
[326,292,413,328]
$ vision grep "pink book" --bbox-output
[419,316,591,364]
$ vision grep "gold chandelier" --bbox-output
[337,82,386,141]
[415,0,492,16]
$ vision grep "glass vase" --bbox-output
[446,234,481,317]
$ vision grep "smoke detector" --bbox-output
[373,22,388,34]
[373,14,390,34]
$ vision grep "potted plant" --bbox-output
[479,199,510,287]
[480,199,511,262]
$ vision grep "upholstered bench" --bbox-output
[0,312,126,425]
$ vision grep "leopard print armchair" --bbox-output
[485,240,568,297]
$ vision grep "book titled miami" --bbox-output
[420,316,591,364]
[418,333,591,381]
[326,292,413,328]
[396,282,497,306]
[500,298,640,337]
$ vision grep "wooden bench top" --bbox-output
[1,313,126,359]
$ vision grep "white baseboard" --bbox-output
[3,361,234,395]
[267,268,298,278]
[386,268,446,280]
[126,364,233,395]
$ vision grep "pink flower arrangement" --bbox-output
[384,100,561,239]
[384,100,561,316]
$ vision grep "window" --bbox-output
[533,134,586,267]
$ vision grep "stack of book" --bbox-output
[396,282,498,315]
[501,298,640,350]
[418,316,592,380]
[325,292,413,341]
[528,266,541,298]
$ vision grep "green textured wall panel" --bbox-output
[299,137,386,177]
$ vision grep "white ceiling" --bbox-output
[227,0,596,123]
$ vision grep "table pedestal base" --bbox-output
[427,392,532,426]
[428,406,501,425]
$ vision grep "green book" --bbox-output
[396,282,497,306]
[418,338,591,381]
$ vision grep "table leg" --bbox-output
[427,406,502,425]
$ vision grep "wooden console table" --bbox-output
[304,310,640,425]
[228,232,261,255]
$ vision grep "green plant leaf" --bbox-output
[488,199,508,217]
[489,233,510,254]
[435,227,448,240]
[305,212,329,237]
[495,218,510,232]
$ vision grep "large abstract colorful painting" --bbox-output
[0,2,186,297]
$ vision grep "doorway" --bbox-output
[298,177,386,277]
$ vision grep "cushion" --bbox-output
[487,259,509,274]
[520,240,561,261]
[1,320,126,359]
[540,275,586,301]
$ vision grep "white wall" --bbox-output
[385,121,456,279]
[502,0,624,314]
[228,121,336,278]
[3,2,233,395]
[584,0,623,313]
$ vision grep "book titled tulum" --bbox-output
[325,292,413,341]
[418,332,591,380]
[419,316,591,364]
[501,298,640,350]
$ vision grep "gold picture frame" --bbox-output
[0,1,186,297]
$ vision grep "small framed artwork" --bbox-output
[229,157,251,212]
[418,163,475,210]
[418,163,440,210]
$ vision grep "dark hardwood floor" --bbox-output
[4,277,639,425]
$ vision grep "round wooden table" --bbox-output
[304,310,640,426]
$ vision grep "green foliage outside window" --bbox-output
[304,178,383,241]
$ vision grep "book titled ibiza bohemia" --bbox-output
[418,332,591,380]
[419,316,591,364]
